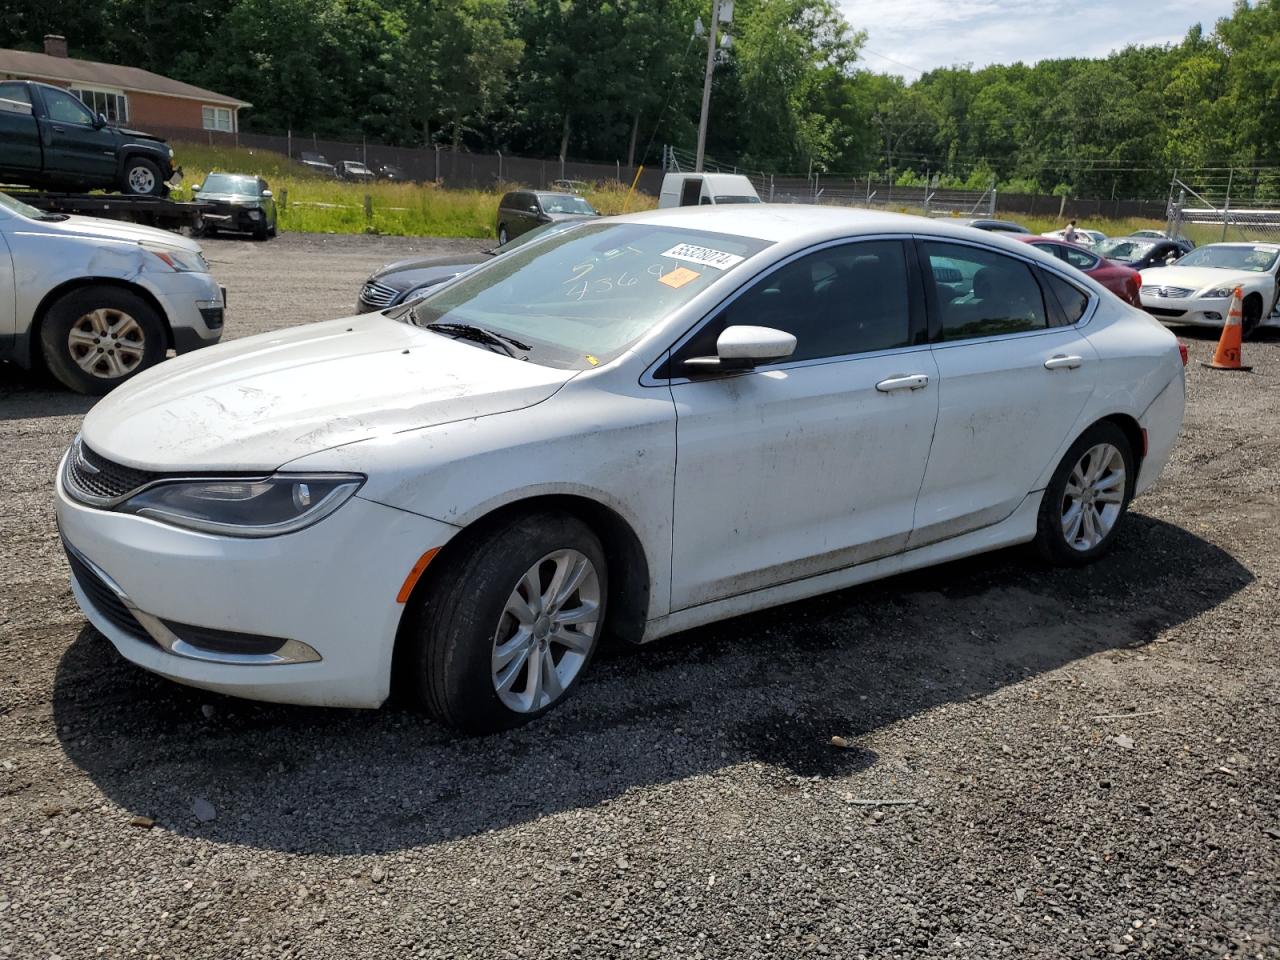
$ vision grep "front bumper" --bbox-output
[142,270,225,354]
[1142,295,1280,329]
[55,460,459,708]
[202,202,268,232]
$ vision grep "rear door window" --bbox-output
[922,241,1048,341]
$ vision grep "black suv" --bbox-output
[0,80,178,195]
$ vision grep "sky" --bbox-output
[841,0,1239,76]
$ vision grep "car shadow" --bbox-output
[52,514,1251,854]
[0,365,96,420]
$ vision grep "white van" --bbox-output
[658,172,762,208]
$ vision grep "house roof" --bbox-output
[0,48,251,108]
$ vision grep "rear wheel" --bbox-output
[402,512,607,733]
[497,224,509,245]
[40,286,167,395]
[1034,422,1135,565]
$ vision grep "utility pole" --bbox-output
[694,1,720,172]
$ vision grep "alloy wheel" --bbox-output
[1061,442,1126,551]
[67,308,146,379]
[491,549,601,713]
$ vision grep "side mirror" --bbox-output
[261,189,272,198]
[94,112,107,129]
[191,184,202,193]
[684,325,797,373]
[528,205,540,213]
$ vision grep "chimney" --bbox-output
[43,35,68,58]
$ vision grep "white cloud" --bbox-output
[841,0,1238,74]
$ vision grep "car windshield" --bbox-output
[713,195,762,204]
[1096,238,1156,263]
[202,174,258,196]
[1176,245,1279,273]
[0,190,61,221]
[539,194,596,215]
[406,222,772,369]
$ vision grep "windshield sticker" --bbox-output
[660,243,744,270]
[585,354,600,366]
[659,266,702,289]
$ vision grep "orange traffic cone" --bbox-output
[1202,286,1252,372]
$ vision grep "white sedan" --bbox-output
[1139,242,1280,336]
[55,207,1186,731]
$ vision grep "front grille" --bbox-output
[64,440,160,505]
[1140,285,1193,298]
[360,279,399,309]
[64,546,152,644]
[1145,307,1187,318]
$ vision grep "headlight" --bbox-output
[143,243,208,273]
[120,474,364,537]
[168,146,175,159]
[1203,287,1234,298]
[247,209,262,220]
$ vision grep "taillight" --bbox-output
[1178,342,1189,366]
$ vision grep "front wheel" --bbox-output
[497,225,509,245]
[39,286,167,394]
[1034,422,1135,565]
[1242,295,1263,339]
[122,157,166,196]
[402,512,607,733]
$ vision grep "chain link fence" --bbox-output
[1168,177,1280,246]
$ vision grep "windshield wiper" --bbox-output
[424,322,532,358]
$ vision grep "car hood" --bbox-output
[374,252,491,285]
[1139,265,1265,291]
[113,126,165,142]
[197,192,258,204]
[30,213,201,253]
[80,314,577,472]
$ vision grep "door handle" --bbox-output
[51,125,65,133]
[875,373,930,392]
[1044,354,1083,370]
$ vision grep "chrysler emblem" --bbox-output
[74,439,100,474]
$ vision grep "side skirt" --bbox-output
[640,493,1042,643]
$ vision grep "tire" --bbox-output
[39,287,167,395]
[402,512,608,733]
[1034,421,1135,566]
[497,225,509,245]
[121,157,165,196]
[1242,294,1262,340]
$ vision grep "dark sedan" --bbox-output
[495,190,598,244]
[1094,236,1190,271]
[192,172,277,240]
[959,218,1031,234]
[356,218,591,312]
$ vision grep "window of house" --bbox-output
[202,105,233,132]
[923,241,1048,341]
[70,87,127,123]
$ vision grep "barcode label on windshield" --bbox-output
[660,243,745,270]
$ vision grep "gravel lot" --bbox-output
[2,231,1278,959]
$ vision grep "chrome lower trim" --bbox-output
[64,539,322,666]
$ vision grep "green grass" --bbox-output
[171,142,655,238]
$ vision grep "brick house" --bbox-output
[0,35,250,134]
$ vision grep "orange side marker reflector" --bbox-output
[396,548,440,603]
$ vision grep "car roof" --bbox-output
[613,204,1043,246]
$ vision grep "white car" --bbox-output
[0,191,224,393]
[55,206,1186,731]
[1139,242,1280,336]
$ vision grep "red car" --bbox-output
[1015,236,1141,306]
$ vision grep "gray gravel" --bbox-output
[2,231,1278,959]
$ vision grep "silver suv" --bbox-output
[0,191,224,394]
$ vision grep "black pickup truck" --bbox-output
[0,80,179,196]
